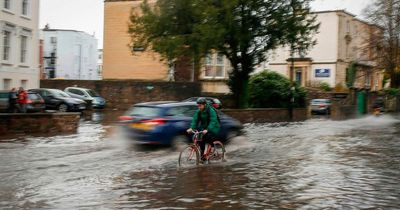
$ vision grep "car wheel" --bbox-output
[172,135,188,151]
[58,103,68,112]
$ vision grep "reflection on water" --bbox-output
[0,113,400,209]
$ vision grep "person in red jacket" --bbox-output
[17,87,28,113]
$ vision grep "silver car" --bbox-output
[310,99,331,115]
[64,87,106,109]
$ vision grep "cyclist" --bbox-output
[186,97,220,161]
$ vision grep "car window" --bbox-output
[128,106,161,117]
[166,105,198,117]
[51,90,71,98]
[0,93,8,98]
[86,90,100,97]
[41,90,50,97]
[69,89,84,96]
[28,93,41,100]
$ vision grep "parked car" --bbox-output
[0,91,9,112]
[310,99,331,114]
[182,97,222,109]
[119,101,242,146]
[29,88,87,112]
[25,91,46,112]
[64,87,106,109]
[0,90,46,113]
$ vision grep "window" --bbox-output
[20,35,28,63]
[215,53,225,77]
[50,37,57,44]
[204,54,213,77]
[204,53,226,78]
[3,79,11,90]
[21,80,27,89]
[3,0,10,10]
[22,0,29,16]
[2,30,11,61]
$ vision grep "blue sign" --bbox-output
[315,69,330,77]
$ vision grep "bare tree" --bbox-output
[364,0,400,87]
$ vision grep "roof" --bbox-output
[312,9,381,28]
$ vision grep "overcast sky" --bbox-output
[39,0,374,49]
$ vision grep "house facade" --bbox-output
[0,0,40,90]
[103,0,168,80]
[103,0,231,93]
[265,10,384,91]
[42,27,99,80]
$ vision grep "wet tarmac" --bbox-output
[1,112,399,209]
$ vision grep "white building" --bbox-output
[42,28,99,80]
[265,10,384,91]
[0,0,40,90]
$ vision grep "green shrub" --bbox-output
[319,82,332,91]
[248,70,307,108]
[384,88,400,96]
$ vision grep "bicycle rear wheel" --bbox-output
[178,145,200,167]
[208,141,225,163]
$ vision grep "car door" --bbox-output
[165,105,197,133]
[41,90,61,109]
[0,92,9,112]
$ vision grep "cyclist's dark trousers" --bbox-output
[199,132,217,158]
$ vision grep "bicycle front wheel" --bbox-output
[178,145,200,167]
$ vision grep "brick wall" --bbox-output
[223,108,307,123]
[40,80,202,110]
[0,113,80,137]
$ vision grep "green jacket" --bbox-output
[190,104,220,135]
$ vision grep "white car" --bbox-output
[64,87,106,109]
[310,99,331,115]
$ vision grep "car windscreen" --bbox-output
[127,106,161,117]
[311,99,330,104]
[86,89,100,97]
[51,90,71,98]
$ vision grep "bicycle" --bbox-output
[178,130,225,167]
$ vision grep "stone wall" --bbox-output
[0,113,80,137]
[223,108,307,123]
[41,80,202,110]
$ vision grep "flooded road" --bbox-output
[1,113,400,209]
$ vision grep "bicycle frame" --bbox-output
[178,130,225,166]
[192,130,222,161]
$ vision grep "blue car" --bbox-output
[120,101,243,146]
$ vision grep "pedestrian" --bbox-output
[8,88,18,113]
[17,87,28,113]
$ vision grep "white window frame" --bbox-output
[204,53,214,78]
[215,53,225,78]
[3,78,11,90]
[21,0,30,18]
[20,35,28,64]
[203,52,227,79]
[2,30,12,62]
[3,0,13,13]
[20,80,27,89]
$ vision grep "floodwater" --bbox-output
[1,112,400,209]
